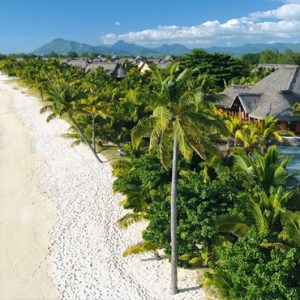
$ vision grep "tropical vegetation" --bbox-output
[1,51,300,298]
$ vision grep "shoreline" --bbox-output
[0,74,206,300]
[0,76,59,299]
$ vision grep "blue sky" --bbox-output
[0,0,299,53]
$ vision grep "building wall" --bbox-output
[297,121,300,133]
[279,121,287,130]
[279,121,300,134]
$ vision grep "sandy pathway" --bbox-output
[0,75,206,300]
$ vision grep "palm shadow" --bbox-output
[179,285,201,293]
[141,255,168,262]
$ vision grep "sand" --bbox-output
[0,78,58,299]
[0,74,206,300]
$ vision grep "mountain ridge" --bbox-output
[205,43,300,56]
[32,38,191,56]
[32,38,300,57]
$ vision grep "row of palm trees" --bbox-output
[0,57,295,295]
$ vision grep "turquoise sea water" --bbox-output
[278,146,300,181]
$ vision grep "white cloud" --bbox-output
[250,4,300,20]
[101,2,300,46]
[283,0,300,3]
[114,21,121,26]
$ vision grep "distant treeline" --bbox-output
[2,48,300,68]
[241,49,300,66]
[0,51,107,60]
[0,51,164,60]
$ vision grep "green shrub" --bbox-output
[206,229,300,299]
[143,168,239,266]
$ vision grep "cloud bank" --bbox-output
[101,1,300,47]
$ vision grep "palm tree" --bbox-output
[78,88,108,150]
[224,116,242,147]
[259,116,291,151]
[217,187,294,238]
[217,146,294,245]
[233,145,291,192]
[234,124,260,152]
[32,69,49,101]
[131,63,225,294]
[40,81,103,163]
[282,210,300,247]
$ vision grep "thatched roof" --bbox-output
[160,55,176,63]
[218,65,300,121]
[111,63,127,79]
[257,64,298,70]
[135,55,145,63]
[111,55,120,62]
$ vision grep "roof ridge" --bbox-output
[287,66,299,91]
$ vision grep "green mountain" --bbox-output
[32,38,190,56]
[153,44,190,55]
[111,40,159,55]
[33,38,300,57]
[33,38,116,55]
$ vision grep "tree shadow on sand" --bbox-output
[179,285,202,293]
[141,255,168,262]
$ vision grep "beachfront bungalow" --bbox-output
[218,65,300,133]
[65,56,174,79]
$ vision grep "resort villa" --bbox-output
[218,65,300,134]
[64,55,174,77]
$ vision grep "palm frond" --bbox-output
[174,119,193,161]
[216,215,249,238]
[260,242,289,251]
[157,129,172,169]
[123,241,159,257]
[282,210,300,247]
[117,212,147,229]
[112,159,133,177]
[46,113,56,122]
[131,117,154,149]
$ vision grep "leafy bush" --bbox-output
[113,152,170,212]
[143,167,240,266]
[207,229,300,299]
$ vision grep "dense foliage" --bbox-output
[144,166,240,266]
[180,49,249,90]
[241,49,300,66]
[1,53,300,298]
[208,229,300,299]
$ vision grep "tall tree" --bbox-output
[79,84,108,150]
[131,63,225,294]
[180,49,249,89]
[40,81,104,163]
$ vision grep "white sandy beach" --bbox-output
[0,74,206,300]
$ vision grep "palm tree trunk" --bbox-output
[170,137,178,295]
[92,116,96,151]
[40,88,44,101]
[69,114,103,164]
